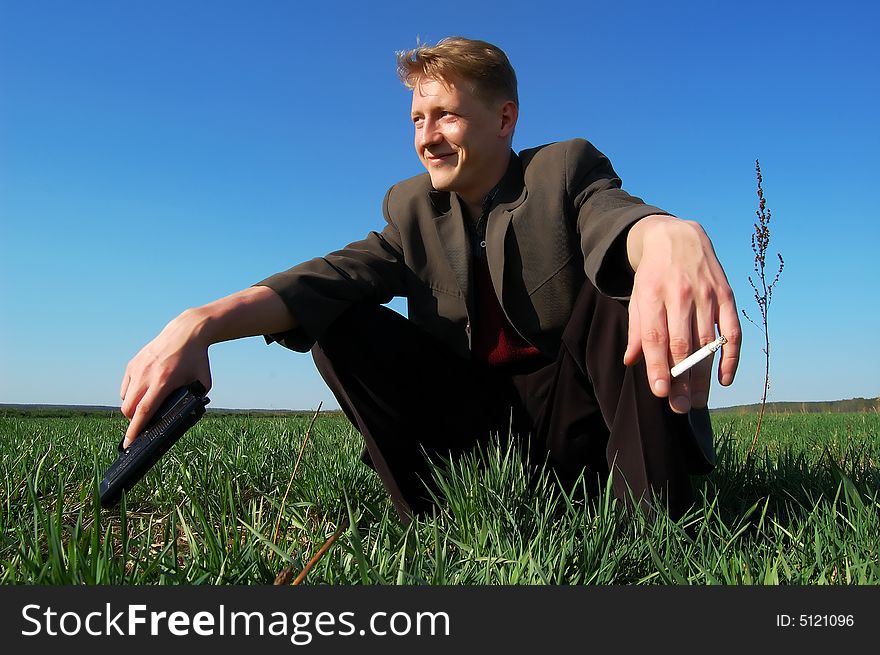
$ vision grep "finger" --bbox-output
[124,386,163,447]
[666,304,695,414]
[688,301,719,409]
[639,298,673,401]
[120,373,131,401]
[120,380,146,420]
[717,294,742,386]
[623,297,642,366]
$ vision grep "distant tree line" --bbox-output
[712,397,880,415]
[0,406,343,419]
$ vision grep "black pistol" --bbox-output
[100,381,210,508]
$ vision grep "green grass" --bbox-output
[1,411,878,584]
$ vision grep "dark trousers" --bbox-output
[311,281,714,523]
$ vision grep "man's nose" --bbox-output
[418,118,443,147]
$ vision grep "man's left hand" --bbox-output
[624,215,741,413]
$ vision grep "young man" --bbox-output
[120,37,741,522]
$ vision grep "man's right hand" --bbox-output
[118,285,299,447]
[120,308,212,448]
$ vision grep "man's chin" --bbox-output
[427,170,461,193]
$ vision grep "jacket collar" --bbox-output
[428,149,527,216]
[428,150,527,311]
[493,149,528,213]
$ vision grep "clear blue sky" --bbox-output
[2,0,877,411]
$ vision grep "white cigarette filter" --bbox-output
[670,335,728,378]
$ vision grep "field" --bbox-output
[1,410,878,584]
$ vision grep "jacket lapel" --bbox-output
[431,192,472,305]
[486,152,528,302]
[430,151,528,309]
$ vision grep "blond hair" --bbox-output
[396,36,518,107]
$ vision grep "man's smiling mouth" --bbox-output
[426,151,455,162]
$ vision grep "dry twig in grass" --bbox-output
[272,402,322,546]
[274,517,350,586]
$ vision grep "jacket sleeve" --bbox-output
[253,189,407,352]
[566,138,672,299]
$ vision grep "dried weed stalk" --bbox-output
[743,159,784,453]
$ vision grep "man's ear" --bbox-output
[499,100,518,138]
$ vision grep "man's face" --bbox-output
[410,76,512,205]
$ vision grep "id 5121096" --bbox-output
[776,614,855,628]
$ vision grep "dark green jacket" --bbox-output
[257,138,668,359]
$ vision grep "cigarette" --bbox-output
[670,335,727,378]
